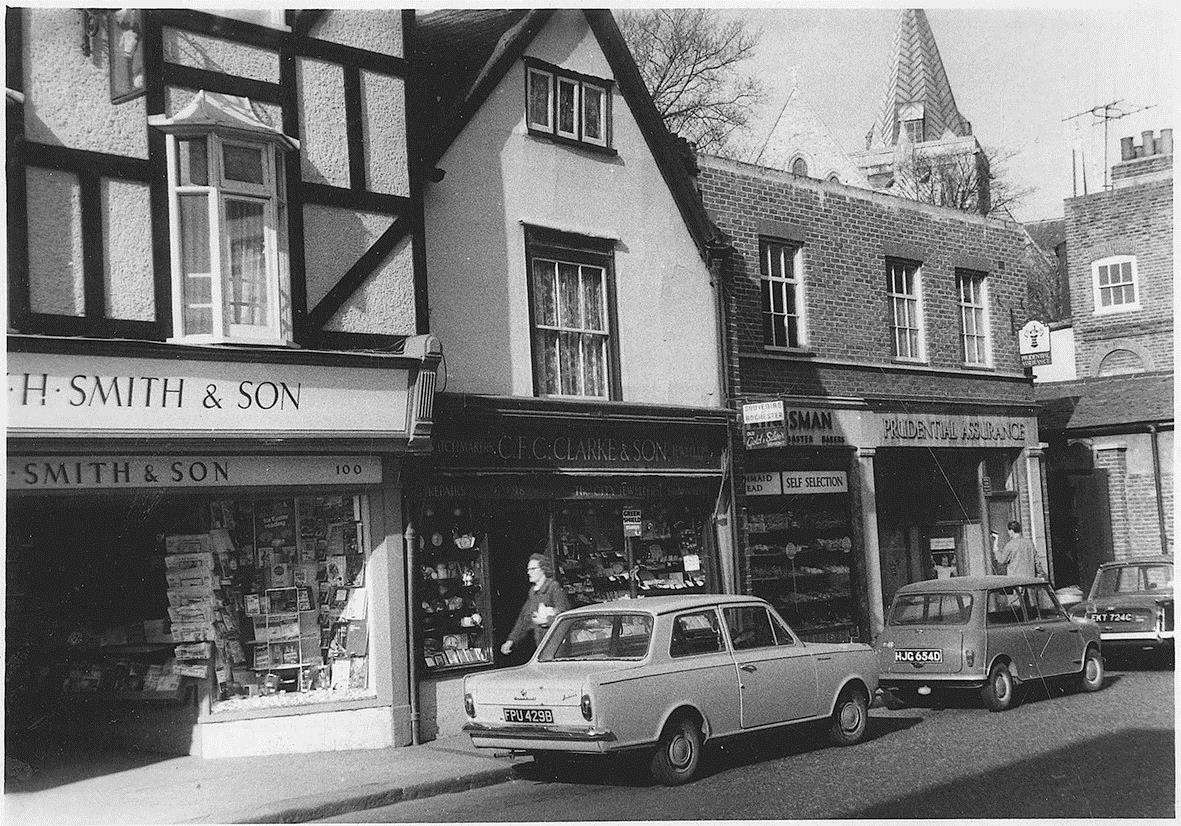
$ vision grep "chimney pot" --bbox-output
[1120,136,1136,161]
[1160,128,1173,155]
[1142,130,1156,156]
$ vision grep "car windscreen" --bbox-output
[1092,564,1173,598]
[888,592,974,626]
[537,613,653,661]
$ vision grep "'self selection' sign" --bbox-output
[1018,320,1052,367]
[745,471,848,496]
[7,352,411,437]
[8,455,383,491]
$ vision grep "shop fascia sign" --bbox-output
[744,470,848,496]
[8,455,382,491]
[7,351,411,438]
[876,413,1034,448]
[1017,320,1052,367]
[742,399,858,449]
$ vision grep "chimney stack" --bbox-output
[1141,130,1156,157]
[1160,128,1173,155]
[1120,137,1136,161]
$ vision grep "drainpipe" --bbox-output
[403,521,421,745]
[1149,425,1169,554]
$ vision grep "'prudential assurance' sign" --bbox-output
[8,351,411,438]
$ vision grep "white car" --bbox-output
[462,594,878,784]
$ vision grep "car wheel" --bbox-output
[828,687,868,746]
[981,662,1016,712]
[649,715,703,786]
[1077,646,1105,692]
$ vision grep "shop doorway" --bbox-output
[488,503,551,665]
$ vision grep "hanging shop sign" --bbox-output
[7,351,412,438]
[430,415,726,473]
[7,455,383,491]
[742,400,786,449]
[746,470,848,496]
[1017,320,1052,367]
[876,413,1034,448]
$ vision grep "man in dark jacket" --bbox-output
[500,553,570,657]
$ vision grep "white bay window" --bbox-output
[151,91,298,345]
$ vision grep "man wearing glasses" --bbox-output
[501,553,571,659]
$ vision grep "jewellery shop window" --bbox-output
[555,499,713,606]
[202,493,374,712]
[415,502,494,673]
[744,473,856,640]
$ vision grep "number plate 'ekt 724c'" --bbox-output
[894,649,942,664]
[504,707,554,724]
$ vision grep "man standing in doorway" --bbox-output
[993,521,1045,579]
[501,554,570,659]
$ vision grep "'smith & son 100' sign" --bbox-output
[7,352,410,437]
[8,456,382,490]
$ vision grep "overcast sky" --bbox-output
[714,3,1178,221]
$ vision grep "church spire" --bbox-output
[870,9,972,149]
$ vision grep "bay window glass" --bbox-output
[526,68,553,132]
[556,76,578,138]
[165,131,290,344]
[524,60,612,150]
[582,84,606,145]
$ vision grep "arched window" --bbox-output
[790,157,808,177]
[1097,348,1146,376]
[826,173,841,184]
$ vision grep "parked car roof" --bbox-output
[1097,557,1173,568]
[562,593,765,617]
[894,575,1046,594]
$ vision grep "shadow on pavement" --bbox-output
[838,728,1174,819]
[1105,648,1175,672]
[515,714,924,788]
[885,673,1125,711]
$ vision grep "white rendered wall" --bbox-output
[423,10,722,407]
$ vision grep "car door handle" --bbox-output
[740,664,757,673]
[1034,626,1045,632]
[817,656,833,662]
[1067,627,1080,633]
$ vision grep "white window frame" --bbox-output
[165,132,289,346]
[887,259,925,362]
[580,82,608,147]
[531,257,610,399]
[956,270,992,367]
[1091,255,1140,315]
[555,75,579,140]
[760,239,807,349]
[526,67,554,134]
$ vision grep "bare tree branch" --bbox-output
[619,9,765,154]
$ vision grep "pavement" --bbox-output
[3,733,527,825]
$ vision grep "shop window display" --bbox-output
[414,497,715,675]
[414,503,494,672]
[4,489,374,753]
[744,490,856,639]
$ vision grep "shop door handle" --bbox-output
[740,664,757,673]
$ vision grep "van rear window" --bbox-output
[889,593,974,626]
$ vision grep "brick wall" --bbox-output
[1093,445,1129,560]
[698,156,1037,407]
[1064,176,1173,377]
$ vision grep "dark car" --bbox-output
[875,575,1103,711]
[1068,558,1174,659]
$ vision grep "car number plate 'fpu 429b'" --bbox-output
[504,707,554,724]
[894,649,942,664]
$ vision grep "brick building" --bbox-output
[1035,129,1174,588]
[698,155,1047,638]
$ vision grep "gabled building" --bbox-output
[852,8,991,215]
[7,9,439,758]
[403,9,734,739]
[1035,129,1174,589]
